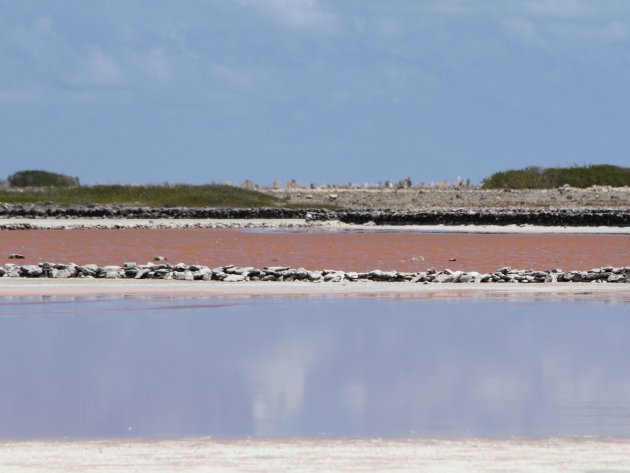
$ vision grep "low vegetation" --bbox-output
[481,165,630,189]
[8,170,80,188]
[0,184,291,208]
[0,169,342,208]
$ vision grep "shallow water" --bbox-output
[2,228,630,272]
[1,296,630,440]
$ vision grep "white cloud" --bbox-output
[502,18,548,49]
[376,17,402,38]
[143,48,172,84]
[244,336,325,436]
[352,16,366,33]
[67,46,124,88]
[418,0,626,19]
[524,0,597,18]
[209,63,264,92]
[599,21,628,41]
[420,1,490,16]
[551,21,629,43]
[237,0,338,33]
[10,16,62,62]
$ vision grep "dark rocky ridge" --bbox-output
[3,262,630,284]
[1,203,630,226]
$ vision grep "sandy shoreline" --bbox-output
[1,279,630,299]
[2,438,630,472]
[3,217,630,233]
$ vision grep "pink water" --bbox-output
[2,229,629,272]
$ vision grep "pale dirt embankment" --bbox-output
[2,279,630,299]
[2,438,630,473]
[267,186,630,209]
[3,218,630,233]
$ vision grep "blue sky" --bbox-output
[1,0,629,186]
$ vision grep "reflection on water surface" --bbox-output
[1,296,630,440]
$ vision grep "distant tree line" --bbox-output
[7,170,80,188]
[481,165,630,189]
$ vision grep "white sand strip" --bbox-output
[2,218,630,233]
[0,218,311,230]
[1,279,630,299]
[1,438,630,473]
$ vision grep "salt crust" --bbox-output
[1,438,630,472]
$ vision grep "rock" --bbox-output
[572,272,585,282]
[234,266,254,275]
[154,256,167,261]
[78,264,99,277]
[307,271,322,281]
[40,263,56,278]
[459,271,480,283]
[608,273,622,283]
[0,260,623,285]
[410,273,427,283]
[101,266,123,279]
[265,266,289,272]
[434,273,454,283]
[224,274,245,282]
[20,265,43,278]
[173,271,194,281]
[8,254,25,259]
[323,271,344,282]
[192,267,211,280]
[4,266,20,277]
[54,268,73,278]
[152,268,171,279]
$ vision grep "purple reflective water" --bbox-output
[1,296,630,440]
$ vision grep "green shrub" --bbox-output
[8,170,80,187]
[481,165,630,189]
[0,183,323,208]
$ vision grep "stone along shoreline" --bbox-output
[3,204,630,227]
[3,262,630,284]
